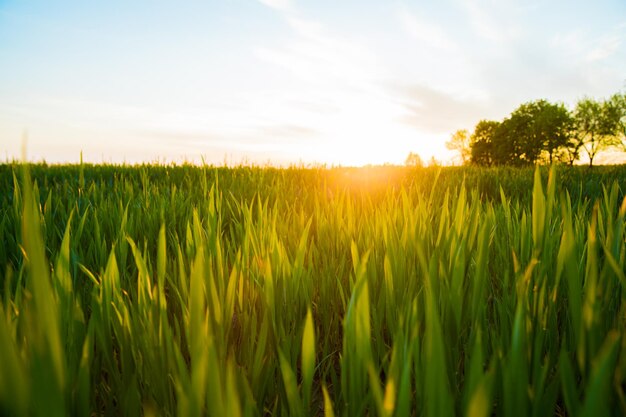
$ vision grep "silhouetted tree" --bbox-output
[427,156,441,167]
[573,97,621,167]
[532,101,573,163]
[609,92,626,150]
[563,137,584,166]
[405,152,424,167]
[492,100,573,165]
[445,129,471,165]
[492,115,526,165]
[463,92,625,167]
[470,120,499,166]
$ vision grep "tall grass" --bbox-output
[0,163,625,416]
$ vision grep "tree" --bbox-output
[563,138,583,166]
[492,115,526,165]
[445,129,471,165]
[609,92,626,150]
[532,101,573,163]
[405,152,424,167]
[427,156,441,167]
[470,120,499,166]
[573,97,621,167]
[463,92,624,167]
[493,100,573,165]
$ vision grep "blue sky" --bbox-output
[1,0,625,165]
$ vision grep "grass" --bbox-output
[0,162,625,416]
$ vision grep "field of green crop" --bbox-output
[1,163,625,416]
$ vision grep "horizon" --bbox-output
[1,0,625,166]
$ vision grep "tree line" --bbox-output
[445,92,626,167]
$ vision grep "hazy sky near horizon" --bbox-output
[1,0,625,166]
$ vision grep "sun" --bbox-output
[279,93,450,167]
[310,124,448,167]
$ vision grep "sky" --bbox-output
[0,0,625,166]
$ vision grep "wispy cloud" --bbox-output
[540,22,625,97]
[459,0,526,43]
[586,34,622,62]
[389,83,491,133]
[254,11,382,88]
[551,24,625,63]
[398,7,457,51]
[257,0,292,12]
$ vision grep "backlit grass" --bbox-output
[1,163,625,416]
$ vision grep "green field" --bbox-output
[1,163,625,416]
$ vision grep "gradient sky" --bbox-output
[1,0,625,166]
